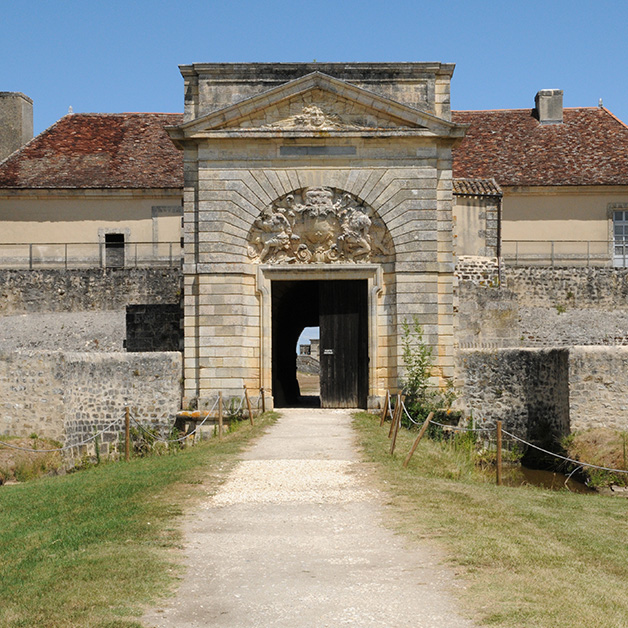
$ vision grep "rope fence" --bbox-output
[380,390,628,483]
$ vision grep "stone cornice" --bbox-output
[0,188,182,200]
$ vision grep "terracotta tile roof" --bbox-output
[3,107,628,191]
[453,178,502,197]
[452,107,628,187]
[0,113,183,189]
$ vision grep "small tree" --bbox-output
[401,317,433,404]
[400,317,457,427]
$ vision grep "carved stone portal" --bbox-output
[247,187,393,264]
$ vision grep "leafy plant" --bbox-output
[399,317,460,429]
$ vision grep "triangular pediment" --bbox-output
[169,72,465,139]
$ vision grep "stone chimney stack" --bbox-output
[0,92,34,161]
[535,89,563,124]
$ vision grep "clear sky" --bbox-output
[2,0,627,135]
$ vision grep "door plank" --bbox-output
[319,280,367,408]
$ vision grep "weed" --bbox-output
[399,317,461,427]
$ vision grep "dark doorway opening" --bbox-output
[105,233,125,268]
[271,279,368,408]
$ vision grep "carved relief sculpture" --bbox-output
[247,187,392,264]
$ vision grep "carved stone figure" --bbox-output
[262,104,367,130]
[247,187,392,264]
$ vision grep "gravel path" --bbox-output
[143,408,476,628]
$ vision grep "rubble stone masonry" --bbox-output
[0,350,182,451]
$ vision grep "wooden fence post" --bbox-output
[218,392,223,439]
[244,385,254,426]
[402,411,434,468]
[390,395,405,455]
[388,393,401,438]
[125,406,130,462]
[380,390,390,427]
[496,420,503,486]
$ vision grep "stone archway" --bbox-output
[171,63,462,408]
[248,187,391,408]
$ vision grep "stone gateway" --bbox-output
[167,63,467,409]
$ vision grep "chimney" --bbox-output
[0,92,34,161]
[535,89,563,124]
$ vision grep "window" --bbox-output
[613,211,628,267]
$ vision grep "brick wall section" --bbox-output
[0,350,182,451]
[0,268,181,315]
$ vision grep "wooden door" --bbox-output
[319,280,368,408]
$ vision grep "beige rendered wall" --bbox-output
[501,187,628,264]
[453,195,499,258]
[0,192,182,243]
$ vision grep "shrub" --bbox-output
[399,317,460,429]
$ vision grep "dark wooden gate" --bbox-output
[319,280,368,408]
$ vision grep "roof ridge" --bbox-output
[600,107,628,131]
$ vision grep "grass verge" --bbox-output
[353,412,628,628]
[0,413,278,628]
[0,436,64,484]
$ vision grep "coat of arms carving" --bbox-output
[247,187,393,264]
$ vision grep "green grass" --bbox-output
[0,413,277,628]
[353,412,628,628]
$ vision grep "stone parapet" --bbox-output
[0,268,181,315]
[456,346,628,441]
[0,350,182,454]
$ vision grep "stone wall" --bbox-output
[455,281,520,349]
[456,348,570,443]
[457,346,628,440]
[0,350,182,451]
[569,347,628,431]
[455,264,628,348]
[502,266,628,309]
[0,268,181,315]
[126,304,182,352]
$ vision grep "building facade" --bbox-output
[167,63,466,408]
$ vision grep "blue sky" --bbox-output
[2,0,627,135]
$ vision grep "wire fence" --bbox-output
[381,391,628,481]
